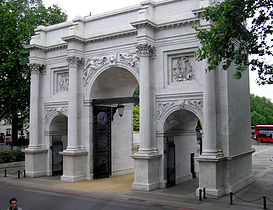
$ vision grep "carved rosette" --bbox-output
[66,56,84,68]
[45,106,68,122]
[136,43,155,57]
[83,52,140,86]
[172,56,194,82]
[29,63,45,74]
[156,102,175,121]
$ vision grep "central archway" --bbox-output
[90,66,139,178]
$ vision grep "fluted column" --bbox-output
[202,69,222,157]
[136,43,155,153]
[28,63,45,149]
[66,56,84,151]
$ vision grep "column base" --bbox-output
[131,152,161,191]
[23,148,48,177]
[60,150,88,182]
[196,150,254,197]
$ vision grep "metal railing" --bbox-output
[198,188,273,209]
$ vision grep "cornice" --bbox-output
[86,29,137,43]
[26,43,67,52]
[62,35,85,43]
[157,17,199,29]
[131,19,157,30]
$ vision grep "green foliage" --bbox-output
[250,94,273,125]
[194,0,273,84]
[0,0,67,142]
[133,104,139,131]
[0,149,25,163]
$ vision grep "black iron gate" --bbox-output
[93,106,112,178]
[166,137,176,187]
[52,136,63,175]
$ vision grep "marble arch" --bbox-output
[25,0,254,197]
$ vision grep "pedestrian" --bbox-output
[7,198,23,210]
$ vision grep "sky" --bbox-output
[43,0,273,102]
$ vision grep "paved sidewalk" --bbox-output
[0,144,272,210]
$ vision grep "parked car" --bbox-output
[5,137,12,145]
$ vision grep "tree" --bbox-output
[194,0,273,84]
[0,0,67,145]
[250,94,273,125]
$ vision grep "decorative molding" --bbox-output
[156,99,203,122]
[83,51,140,86]
[156,102,175,121]
[136,43,155,57]
[184,99,203,111]
[172,56,194,82]
[66,56,84,68]
[45,106,68,122]
[29,63,45,74]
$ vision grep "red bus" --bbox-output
[255,125,273,142]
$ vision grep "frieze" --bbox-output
[172,56,194,82]
[29,63,45,74]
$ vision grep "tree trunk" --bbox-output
[12,114,18,146]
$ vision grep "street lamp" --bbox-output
[117,104,125,117]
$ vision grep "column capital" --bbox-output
[136,43,155,57]
[29,63,45,74]
[67,56,84,68]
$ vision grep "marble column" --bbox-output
[132,43,161,191]
[28,63,45,149]
[24,63,48,177]
[136,43,154,153]
[66,56,84,151]
[202,69,223,157]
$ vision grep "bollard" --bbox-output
[263,195,266,209]
[23,170,26,178]
[4,169,7,177]
[18,170,20,179]
[199,189,202,201]
[230,192,233,205]
[203,188,206,199]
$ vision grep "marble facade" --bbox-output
[25,0,254,197]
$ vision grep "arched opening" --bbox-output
[163,109,201,188]
[49,114,68,176]
[90,67,138,178]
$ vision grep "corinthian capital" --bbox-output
[67,56,84,68]
[29,63,45,74]
[136,43,155,57]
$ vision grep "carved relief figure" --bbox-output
[173,56,194,82]
[83,56,108,85]
[119,52,139,68]
[58,72,69,92]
